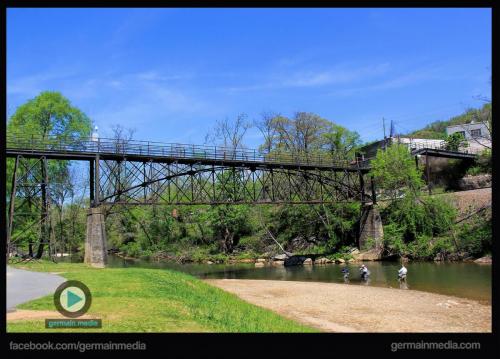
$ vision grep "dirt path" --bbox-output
[7,310,96,321]
[206,279,491,332]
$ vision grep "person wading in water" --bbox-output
[359,264,370,281]
[341,267,350,283]
[398,263,408,289]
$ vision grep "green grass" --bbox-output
[7,260,315,333]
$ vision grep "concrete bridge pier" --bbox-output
[84,207,107,268]
[358,204,384,252]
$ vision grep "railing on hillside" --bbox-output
[6,134,372,170]
[403,138,481,155]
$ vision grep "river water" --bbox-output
[96,256,491,303]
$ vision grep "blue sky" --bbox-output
[7,8,491,146]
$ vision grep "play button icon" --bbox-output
[67,289,83,308]
[54,281,92,318]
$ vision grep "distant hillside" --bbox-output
[407,103,491,139]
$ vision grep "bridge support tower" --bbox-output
[84,155,107,267]
[84,206,107,268]
[359,204,384,251]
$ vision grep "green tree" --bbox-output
[321,124,361,162]
[369,143,424,199]
[7,92,92,258]
[444,132,467,151]
[209,205,252,253]
[7,91,92,139]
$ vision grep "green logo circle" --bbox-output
[53,281,92,318]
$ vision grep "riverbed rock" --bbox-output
[474,255,492,264]
[434,253,445,261]
[335,258,345,264]
[457,174,492,190]
[206,261,214,265]
[273,254,288,261]
[237,258,255,263]
[272,260,285,266]
[255,262,265,267]
[284,255,306,267]
[350,248,360,255]
[256,258,267,263]
[303,258,313,265]
[353,249,383,261]
[315,257,330,264]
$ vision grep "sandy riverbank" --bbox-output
[206,279,491,332]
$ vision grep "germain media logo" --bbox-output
[45,280,101,329]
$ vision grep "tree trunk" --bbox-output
[36,159,49,259]
[223,227,234,254]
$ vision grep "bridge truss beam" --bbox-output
[6,155,56,261]
[95,157,372,206]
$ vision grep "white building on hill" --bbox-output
[359,121,491,158]
[446,121,491,154]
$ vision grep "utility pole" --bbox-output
[382,117,387,150]
[383,117,386,139]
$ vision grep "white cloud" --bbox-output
[223,62,391,93]
[7,68,79,96]
[7,68,227,139]
[327,64,453,97]
[283,63,391,87]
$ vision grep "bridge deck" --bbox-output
[6,135,371,172]
[411,148,477,160]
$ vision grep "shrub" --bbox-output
[456,214,492,257]
[444,132,467,151]
[120,241,142,257]
[466,166,483,176]
[382,196,456,242]
[430,236,455,258]
[370,143,424,198]
[382,223,407,256]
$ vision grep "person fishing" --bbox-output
[341,267,350,282]
[398,264,408,282]
[359,264,370,280]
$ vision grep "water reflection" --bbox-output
[398,278,409,290]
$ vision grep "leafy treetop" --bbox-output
[7,91,92,139]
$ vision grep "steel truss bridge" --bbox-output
[6,134,477,264]
[6,135,374,207]
[6,134,375,261]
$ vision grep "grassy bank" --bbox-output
[7,261,315,333]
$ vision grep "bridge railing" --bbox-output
[403,138,479,154]
[6,134,372,169]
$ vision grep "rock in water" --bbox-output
[303,258,313,265]
[284,255,306,267]
[255,262,265,267]
[353,249,383,261]
[474,255,492,264]
[273,254,288,261]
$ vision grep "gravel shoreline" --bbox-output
[206,279,491,332]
